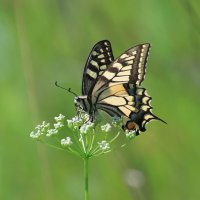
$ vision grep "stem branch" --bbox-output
[84,157,89,200]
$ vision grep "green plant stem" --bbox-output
[84,157,89,200]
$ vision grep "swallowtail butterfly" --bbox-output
[64,40,165,135]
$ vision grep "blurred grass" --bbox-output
[0,0,200,199]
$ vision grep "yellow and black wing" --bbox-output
[82,40,114,95]
[96,83,165,135]
[91,43,165,134]
[92,43,150,94]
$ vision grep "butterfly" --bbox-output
[66,40,165,135]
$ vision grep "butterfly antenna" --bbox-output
[55,81,77,96]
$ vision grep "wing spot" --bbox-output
[144,114,154,121]
[142,120,148,127]
[126,121,135,130]
[103,71,116,80]
[138,73,143,79]
[100,65,107,70]
[137,88,145,95]
[121,65,132,71]
[142,96,150,104]
[131,51,137,55]
[90,60,99,68]
[118,71,131,76]
[138,68,143,73]
[98,54,104,58]
[125,55,135,60]
[113,63,123,70]
[120,54,129,59]
[92,51,98,56]
[144,90,150,97]
[86,69,97,79]
[126,60,133,65]
[141,105,150,111]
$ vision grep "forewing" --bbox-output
[92,43,150,94]
[82,40,114,95]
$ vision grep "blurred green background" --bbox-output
[1,0,200,199]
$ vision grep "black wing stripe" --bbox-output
[98,104,123,117]
[95,82,164,134]
[82,40,114,95]
[92,44,150,94]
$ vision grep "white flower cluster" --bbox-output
[80,122,94,134]
[46,114,65,137]
[98,140,110,151]
[111,116,122,127]
[46,128,58,137]
[67,116,83,129]
[101,123,112,132]
[67,112,91,132]
[30,114,65,139]
[30,112,136,157]
[30,121,50,139]
[126,130,136,140]
[61,137,73,146]
[54,114,65,121]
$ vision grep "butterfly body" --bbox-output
[75,40,165,135]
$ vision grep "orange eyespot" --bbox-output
[126,121,135,130]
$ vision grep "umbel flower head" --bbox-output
[30,112,136,158]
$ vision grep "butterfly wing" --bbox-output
[82,40,114,95]
[96,83,164,135]
[92,43,150,94]
[91,43,165,134]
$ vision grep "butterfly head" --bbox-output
[74,95,89,112]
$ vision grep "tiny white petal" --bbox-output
[30,130,41,139]
[46,129,58,137]
[54,122,64,129]
[61,137,73,146]
[55,114,65,122]
[98,140,110,151]
[80,124,88,134]
[35,125,42,130]
[112,116,122,126]
[80,122,94,134]
[101,123,112,132]
[126,130,136,140]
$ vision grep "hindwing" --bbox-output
[96,83,165,135]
